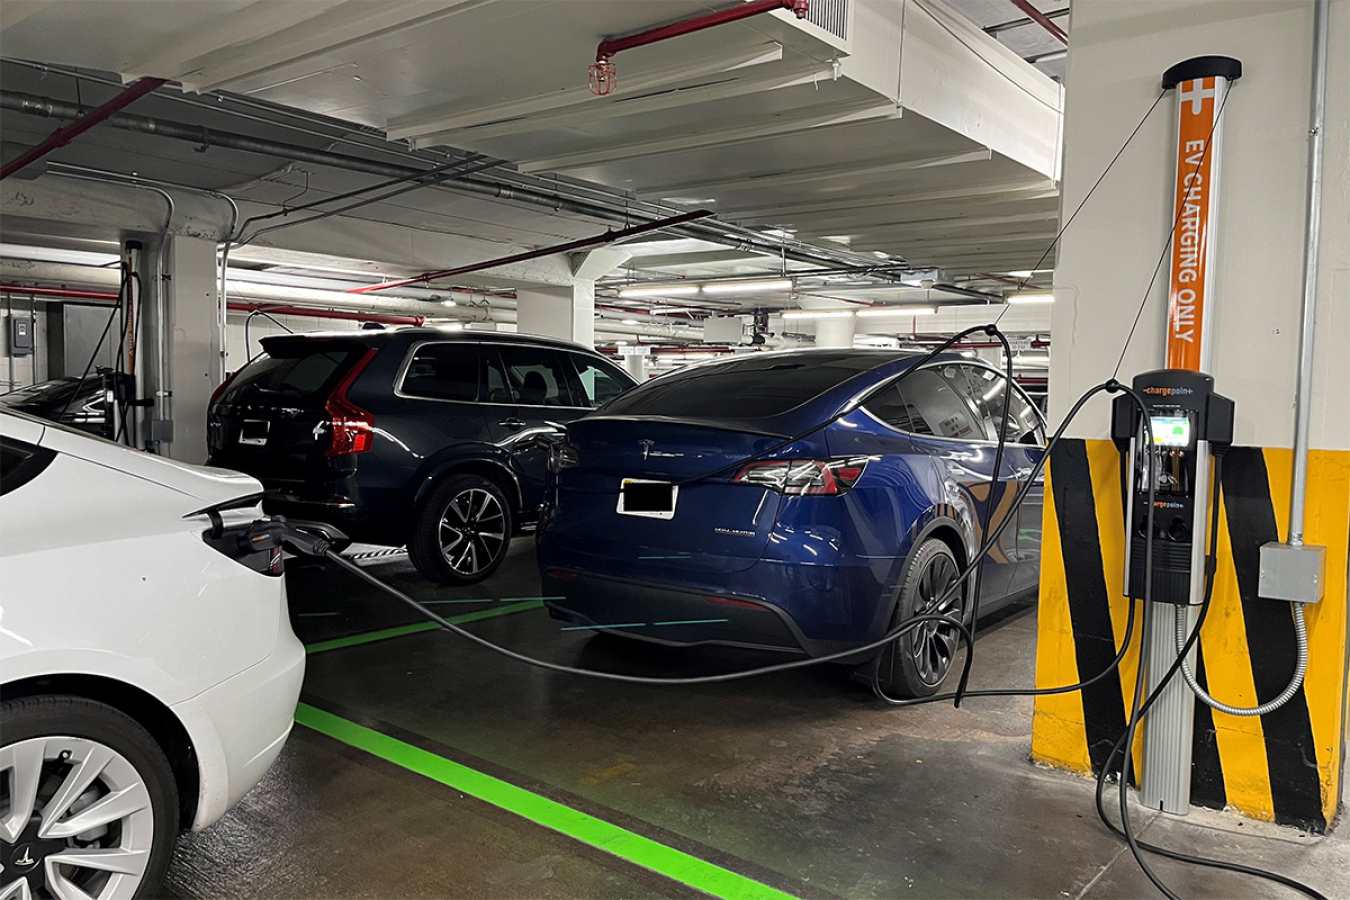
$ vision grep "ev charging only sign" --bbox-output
[1167,75,1228,372]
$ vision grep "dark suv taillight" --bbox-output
[732,457,870,496]
[324,349,378,457]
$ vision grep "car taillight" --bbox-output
[208,369,239,406]
[548,440,580,473]
[324,349,378,457]
[731,458,870,496]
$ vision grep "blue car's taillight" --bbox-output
[731,458,869,496]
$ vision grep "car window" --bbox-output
[864,369,984,440]
[0,437,56,496]
[601,352,903,419]
[498,346,577,407]
[401,343,480,402]
[222,341,366,403]
[570,354,628,408]
[941,365,1044,446]
[481,348,512,403]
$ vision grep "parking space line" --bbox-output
[295,703,803,900]
[304,600,544,655]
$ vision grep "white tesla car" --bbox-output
[1,410,305,900]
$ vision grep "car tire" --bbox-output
[874,537,968,698]
[1,695,179,900]
[409,474,514,585]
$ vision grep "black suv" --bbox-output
[207,328,634,584]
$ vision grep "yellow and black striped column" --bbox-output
[1032,439,1349,831]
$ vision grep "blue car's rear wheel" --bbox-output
[878,538,967,698]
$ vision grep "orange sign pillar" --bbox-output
[1141,56,1243,816]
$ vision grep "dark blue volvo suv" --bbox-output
[537,349,1045,696]
[207,328,634,584]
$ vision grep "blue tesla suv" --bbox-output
[536,349,1046,696]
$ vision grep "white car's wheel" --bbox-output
[1,696,178,900]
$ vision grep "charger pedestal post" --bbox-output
[1137,56,1241,816]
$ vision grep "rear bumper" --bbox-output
[172,618,306,831]
[541,567,883,658]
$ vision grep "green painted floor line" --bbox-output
[295,703,802,900]
[305,600,544,654]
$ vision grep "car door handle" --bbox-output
[498,417,526,429]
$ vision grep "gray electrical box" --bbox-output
[9,316,34,357]
[1259,542,1326,604]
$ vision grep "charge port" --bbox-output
[1168,516,1189,541]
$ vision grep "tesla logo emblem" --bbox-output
[14,846,36,869]
[639,439,654,460]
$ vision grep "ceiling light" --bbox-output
[855,307,936,317]
[1007,269,1052,278]
[618,285,699,298]
[620,318,639,325]
[442,323,464,332]
[615,340,628,346]
[1015,353,1051,364]
[780,310,855,319]
[1007,293,1054,304]
[441,299,457,307]
[700,279,793,295]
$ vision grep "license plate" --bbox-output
[618,479,677,519]
[239,419,270,446]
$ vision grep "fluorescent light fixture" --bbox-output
[780,309,855,319]
[442,323,465,332]
[618,285,699,298]
[615,340,628,346]
[1015,353,1050,364]
[1007,269,1052,278]
[441,299,457,307]
[855,307,936,317]
[1007,293,1054,305]
[620,318,639,325]
[700,279,793,295]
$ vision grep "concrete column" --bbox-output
[515,281,595,348]
[814,314,857,348]
[163,236,221,464]
[623,352,647,383]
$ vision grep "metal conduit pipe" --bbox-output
[1287,0,1329,546]
[0,90,899,276]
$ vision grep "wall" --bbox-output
[1034,0,1350,831]
[0,302,47,391]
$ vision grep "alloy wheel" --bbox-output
[908,552,964,685]
[437,488,507,576]
[1,737,155,900]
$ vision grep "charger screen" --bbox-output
[1150,415,1191,447]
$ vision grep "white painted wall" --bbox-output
[1051,0,1349,450]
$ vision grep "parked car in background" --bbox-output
[1,410,304,900]
[538,350,1046,697]
[207,327,635,584]
[1,373,113,438]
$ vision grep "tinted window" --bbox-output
[401,344,480,402]
[1,437,55,496]
[498,346,576,407]
[601,352,900,419]
[865,369,983,440]
[482,349,512,403]
[939,365,1044,446]
[570,355,628,408]
[1,378,107,430]
[222,341,366,403]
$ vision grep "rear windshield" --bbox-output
[601,351,903,419]
[222,341,367,403]
[1,379,92,416]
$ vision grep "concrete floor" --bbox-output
[165,539,1347,900]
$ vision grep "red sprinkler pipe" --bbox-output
[0,77,167,181]
[1007,0,1068,46]
[0,284,120,301]
[596,0,809,63]
[348,209,713,294]
[227,303,424,326]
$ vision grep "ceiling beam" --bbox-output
[518,99,899,173]
[417,59,835,148]
[639,148,991,198]
[129,0,498,93]
[619,248,768,269]
[786,196,1061,234]
[866,231,1058,252]
[722,179,1059,221]
[388,43,785,142]
[817,210,1058,242]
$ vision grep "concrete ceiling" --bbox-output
[1,0,1064,333]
